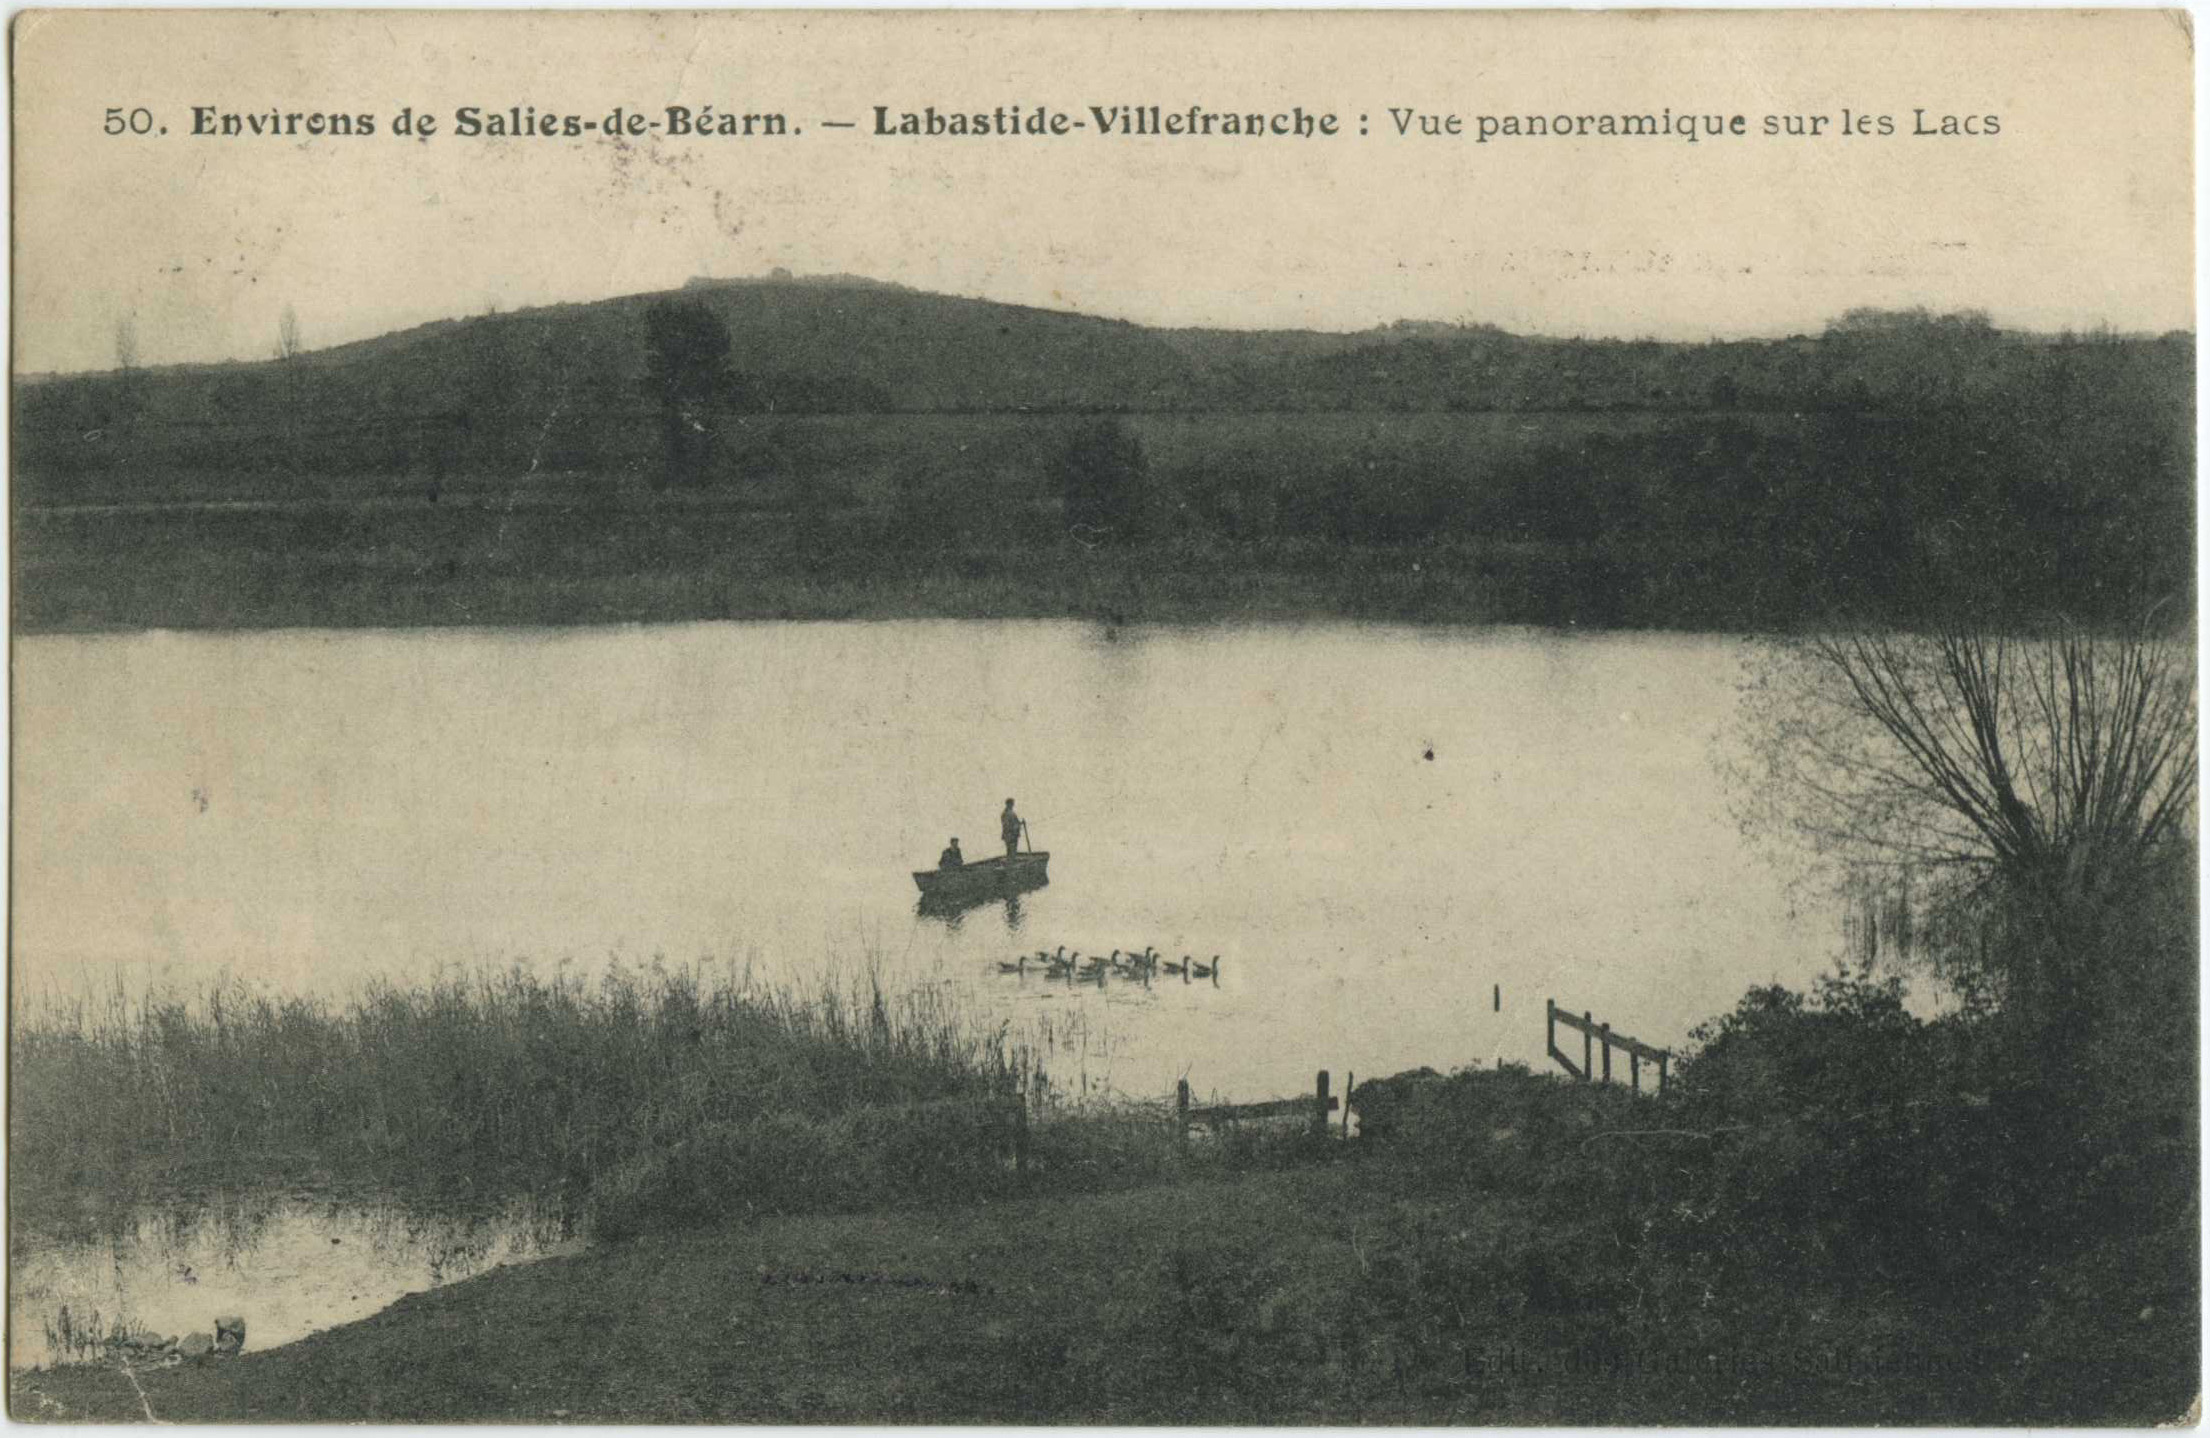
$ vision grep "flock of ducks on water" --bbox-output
[996,946,1221,985]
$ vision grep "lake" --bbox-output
[12,619,1852,1365]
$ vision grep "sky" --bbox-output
[12,9,2195,374]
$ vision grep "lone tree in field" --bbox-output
[1737,617,2196,1037]
[642,299,735,489]
[275,305,305,466]
[111,313,145,432]
[1061,416,1149,543]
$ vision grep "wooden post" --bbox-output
[1176,1078,1190,1151]
[1493,984,1500,1013]
[1631,1051,1641,1094]
[1342,1071,1354,1138]
[1313,1071,1331,1138]
[1600,1023,1612,1084]
[1582,1011,1594,1083]
[1657,1051,1669,1096]
[1546,998,1583,1081]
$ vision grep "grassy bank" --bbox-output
[15,1059,2194,1424]
[13,961,2196,1423]
[0,1164,2046,1425]
[17,496,1835,635]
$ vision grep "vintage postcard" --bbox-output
[7,8,2197,1424]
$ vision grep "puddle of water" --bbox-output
[9,1187,582,1371]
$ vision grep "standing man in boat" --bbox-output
[1001,798,1023,858]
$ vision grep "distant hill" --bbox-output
[13,271,2195,486]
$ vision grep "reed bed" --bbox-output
[36,1305,155,1368]
[11,960,1040,1225]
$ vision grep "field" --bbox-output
[19,408,1722,508]
[12,406,1902,636]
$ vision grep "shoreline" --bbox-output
[1,520,2045,638]
[11,1152,2192,1426]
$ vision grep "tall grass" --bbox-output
[11,960,1039,1226]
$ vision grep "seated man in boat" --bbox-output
[1001,798,1022,858]
[939,838,964,870]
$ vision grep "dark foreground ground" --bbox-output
[13,1153,2193,1426]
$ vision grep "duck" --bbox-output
[1161,956,1189,977]
[1192,956,1220,980]
[996,956,1027,974]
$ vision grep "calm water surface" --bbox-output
[12,619,1849,1365]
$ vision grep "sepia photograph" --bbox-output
[6,8,2199,1424]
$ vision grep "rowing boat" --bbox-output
[912,851,1051,902]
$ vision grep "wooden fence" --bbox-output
[1175,1069,1347,1146]
[1547,999,1671,1094]
[1149,994,1669,1156]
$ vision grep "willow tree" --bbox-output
[1736,618,2195,1034]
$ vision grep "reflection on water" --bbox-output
[9,1187,580,1372]
[918,886,1044,927]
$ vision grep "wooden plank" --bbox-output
[1189,1096,1338,1124]
[1551,1007,1605,1037]
[1550,1007,1670,1063]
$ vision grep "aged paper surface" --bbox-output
[8,9,2197,1425]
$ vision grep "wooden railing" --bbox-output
[1175,1069,1346,1146]
[1547,999,1671,1094]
